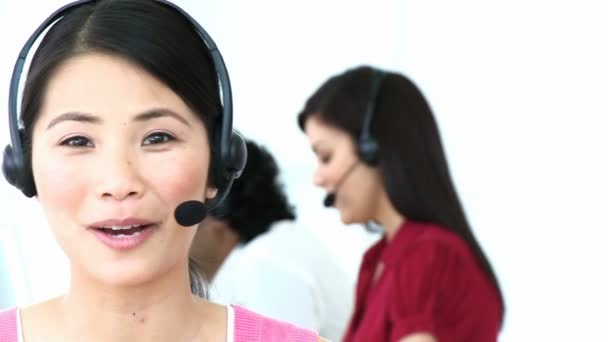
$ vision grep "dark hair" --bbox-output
[211,140,296,243]
[298,65,505,321]
[19,0,221,297]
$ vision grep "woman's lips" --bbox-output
[90,224,156,251]
[88,218,158,251]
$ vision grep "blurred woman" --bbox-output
[298,66,504,342]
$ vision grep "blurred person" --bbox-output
[0,256,15,309]
[298,66,504,342]
[0,1,326,341]
[190,139,354,342]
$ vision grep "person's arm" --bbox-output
[389,240,465,342]
[399,333,437,342]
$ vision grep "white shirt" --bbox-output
[209,220,354,342]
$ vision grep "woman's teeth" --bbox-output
[98,224,149,236]
[106,224,143,230]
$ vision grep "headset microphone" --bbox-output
[323,162,359,208]
[323,193,336,208]
[174,200,207,227]
[174,175,239,227]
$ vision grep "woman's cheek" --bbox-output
[32,157,89,255]
[147,154,209,204]
[34,157,90,213]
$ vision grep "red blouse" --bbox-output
[343,220,502,342]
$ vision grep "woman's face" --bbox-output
[30,53,216,286]
[304,115,384,224]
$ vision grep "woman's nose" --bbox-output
[96,154,145,201]
[313,166,327,189]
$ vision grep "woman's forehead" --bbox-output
[37,53,197,127]
[306,116,350,143]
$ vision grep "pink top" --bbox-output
[233,305,318,341]
[0,307,17,341]
[0,305,317,342]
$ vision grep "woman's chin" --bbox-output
[80,261,167,288]
[339,210,358,225]
[339,208,371,226]
[96,271,155,288]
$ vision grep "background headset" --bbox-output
[322,68,387,208]
[357,68,386,166]
[2,0,247,225]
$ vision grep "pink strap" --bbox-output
[233,305,317,342]
[0,307,18,342]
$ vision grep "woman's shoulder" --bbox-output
[232,305,319,342]
[400,221,473,254]
[11,297,63,339]
[1,302,58,341]
[17,296,61,320]
[383,220,483,275]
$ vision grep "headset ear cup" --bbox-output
[3,144,20,188]
[21,166,38,198]
[210,131,246,195]
[358,138,379,166]
[206,131,246,212]
[227,131,247,179]
[2,144,37,198]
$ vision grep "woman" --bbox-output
[0,1,324,341]
[298,66,504,342]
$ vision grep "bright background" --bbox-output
[1,1,607,341]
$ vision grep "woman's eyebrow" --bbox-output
[46,112,101,130]
[45,108,191,130]
[133,108,191,127]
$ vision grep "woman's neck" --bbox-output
[190,220,240,281]
[58,262,206,341]
[374,190,405,241]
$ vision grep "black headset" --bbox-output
[2,0,247,207]
[321,68,387,209]
[357,68,386,166]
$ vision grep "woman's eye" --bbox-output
[320,155,332,164]
[143,132,175,145]
[60,136,93,148]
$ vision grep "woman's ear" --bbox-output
[205,187,218,200]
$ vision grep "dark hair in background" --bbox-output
[18,0,222,298]
[211,140,296,243]
[298,65,505,322]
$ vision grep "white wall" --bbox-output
[1,1,607,341]
[399,2,608,340]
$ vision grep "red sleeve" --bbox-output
[388,240,466,342]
